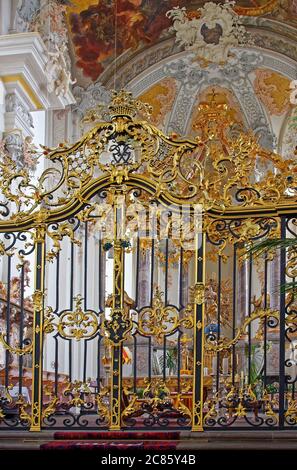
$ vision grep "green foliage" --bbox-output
[245,344,261,385]
[248,238,297,293]
[244,343,271,385]
[166,348,177,372]
[136,387,144,398]
[159,348,178,374]
[266,383,278,394]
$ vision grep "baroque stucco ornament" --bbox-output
[167,1,248,66]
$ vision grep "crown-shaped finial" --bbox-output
[197,89,229,116]
[192,88,236,133]
[108,90,152,120]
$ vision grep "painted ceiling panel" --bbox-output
[64,0,297,84]
[66,0,187,81]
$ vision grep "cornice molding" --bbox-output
[0,33,75,110]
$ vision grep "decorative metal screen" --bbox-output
[0,91,297,431]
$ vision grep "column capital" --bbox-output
[4,91,34,137]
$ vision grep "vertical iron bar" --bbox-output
[163,336,167,381]
[179,246,183,309]
[216,256,221,392]
[165,239,169,306]
[279,216,286,428]
[69,240,74,382]
[98,239,102,312]
[109,198,126,430]
[18,264,25,395]
[70,241,74,310]
[55,252,60,313]
[248,253,252,383]
[54,252,60,394]
[135,237,139,309]
[232,245,237,385]
[83,341,88,383]
[133,336,137,393]
[5,255,11,388]
[30,225,46,431]
[191,231,205,431]
[98,239,102,390]
[83,222,88,383]
[54,337,58,395]
[177,331,181,393]
[97,336,101,391]
[150,239,154,307]
[263,255,268,388]
[84,222,88,311]
[148,336,152,381]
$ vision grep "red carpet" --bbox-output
[40,431,180,451]
[53,431,180,440]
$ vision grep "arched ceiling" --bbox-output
[63,0,297,86]
[64,1,297,153]
[16,1,297,155]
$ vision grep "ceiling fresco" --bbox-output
[64,0,297,83]
[15,0,297,156]
[66,0,188,81]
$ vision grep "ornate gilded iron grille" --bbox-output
[0,90,297,431]
[36,188,200,430]
[0,231,35,429]
[203,216,281,428]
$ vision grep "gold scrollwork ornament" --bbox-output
[58,295,99,341]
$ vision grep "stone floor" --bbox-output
[1,430,297,450]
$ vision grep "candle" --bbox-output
[223,357,229,375]
[212,357,217,375]
[204,367,208,376]
[240,371,244,387]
